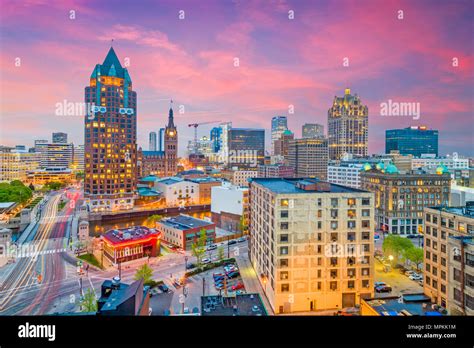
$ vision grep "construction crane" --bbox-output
[188,121,222,154]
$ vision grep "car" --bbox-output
[207,244,217,251]
[186,263,196,270]
[375,285,392,293]
[158,284,169,293]
[214,276,224,282]
[202,258,211,264]
[237,237,247,243]
[409,274,423,281]
[173,279,183,287]
[224,265,238,272]
[232,282,244,291]
[374,234,380,240]
[374,281,386,287]
[228,240,237,245]
[227,271,240,278]
[213,272,224,277]
[418,279,424,285]
[405,270,417,277]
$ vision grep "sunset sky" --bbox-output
[0,0,473,156]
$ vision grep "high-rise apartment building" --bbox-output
[249,178,375,313]
[302,123,324,139]
[288,138,329,180]
[84,47,138,212]
[271,116,288,155]
[424,203,474,312]
[73,144,85,172]
[328,89,368,160]
[386,126,438,157]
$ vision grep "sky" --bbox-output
[0,0,473,157]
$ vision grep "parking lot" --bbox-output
[374,258,423,298]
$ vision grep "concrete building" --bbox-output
[35,142,74,169]
[424,202,474,311]
[52,132,68,144]
[221,169,258,187]
[228,128,265,169]
[149,131,157,151]
[156,214,215,250]
[411,153,469,171]
[211,184,249,233]
[73,144,84,172]
[258,164,295,178]
[447,235,474,315]
[0,147,41,182]
[249,178,375,313]
[188,177,222,204]
[361,165,451,235]
[328,88,368,160]
[273,129,294,164]
[26,167,74,185]
[288,138,329,180]
[154,177,199,206]
[302,123,324,139]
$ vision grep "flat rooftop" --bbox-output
[201,294,267,316]
[364,294,446,316]
[250,178,369,194]
[428,202,474,219]
[160,214,214,230]
[103,226,160,245]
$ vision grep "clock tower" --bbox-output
[164,101,178,176]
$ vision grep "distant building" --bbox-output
[228,128,265,168]
[361,165,451,235]
[211,184,249,233]
[288,138,329,180]
[52,132,68,144]
[302,123,324,139]
[210,126,223,152]
[35,143,74,169]
[221,169,258,187]
[273,130,294,164]
[156,214,215,250]
[386,126,439,157]
[258,164,295,178]
[26,167,74,185]
[249,178,375,313]
[97,277,151,316]
[73,145,84,172]
[0,147,41,182]
[217,122,232,165]
[101,226,161,265]
[154,177,199,206]
[149,132,157,151]
[424,202,474,311]
[411,153,469,171]
[271,116,288,155]
[328,88,368,160]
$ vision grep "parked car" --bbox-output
[213,272,224,278]
[186,263,196,270]
[227,271,240,278]
[158,284,169,293]
[228,240,237,245]
[375,285,392,293]
[374,234,380,240]
[418,279,424,285]
[207,244,217,251]
[237,237,247,243]
[374,281,386,287]
[202,258,211,264]
[405,270,417,277]
[232,282,245,291]
[409,274,423,281]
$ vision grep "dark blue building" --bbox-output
[210,126,222,152]
[385,126,438,157]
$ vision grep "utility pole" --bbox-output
[203,278,205,296]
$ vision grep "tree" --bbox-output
[382,235,413,264]
[134,263,153,284]
[192,228,207,268]
[146,214,163,226]
[404,247,424,271]
[217,245,225,262]
[0,181,32,204]
[239,216,248,234]
[80,288,97,312]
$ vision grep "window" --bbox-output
[280,259,288,268]
[348,280,355,289]
[280,199,289,207]
[362,209,370,217]
[280,222,288,230]
[330,281,337,290]
[279,234,288,243]
[362,220,370,228]
[347,198,356,206]
[362,198,370,205]
[281,284,289,292]
[347,221,356,229]
[280,247,288,255]
[331,198,338,207]
[281,210,288,218]
[280,271,288,280]
[453,268,462,282]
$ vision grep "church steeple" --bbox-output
[167,99,175,129]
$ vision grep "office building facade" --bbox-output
[228,128,265,168]
[386,126,439,157]
[288,138,329,180]
[271,116,288,155]
[302,123,324,139]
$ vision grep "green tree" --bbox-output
[239,216,248,234]
[134,263,153,284]
[404,247,424,271]
[146,214,163,226]
[0,181,32,203]
[382,235,413,264]
[192,228,207,268]
[80,288,98,312]
[217,245,225,261]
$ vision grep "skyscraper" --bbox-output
[52,132,68,144]
[149,131,157,151]
[302,123,324,139]
[328,89,368,160]
[228,128,265,168]
[210,126,223,152]
[271,116,288,155]
[84,47,137,212]
[385,126,439,157]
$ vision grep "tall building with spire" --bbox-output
[328,88,368,160]
[84,47,137,212]
[138,102,178,177]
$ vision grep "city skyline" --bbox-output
[1,0,473,157]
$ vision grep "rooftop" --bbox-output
[428,201,474,219]
[98,278,147,315]
[103,226,160,245]
[250,178,369,194]
[201,294,267,316]
[449,235,474,246]
[157,177,183,185]
[142,150,165,157]
[137,187,161,197]
[363,294,446,316]
[159,214,214,231]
